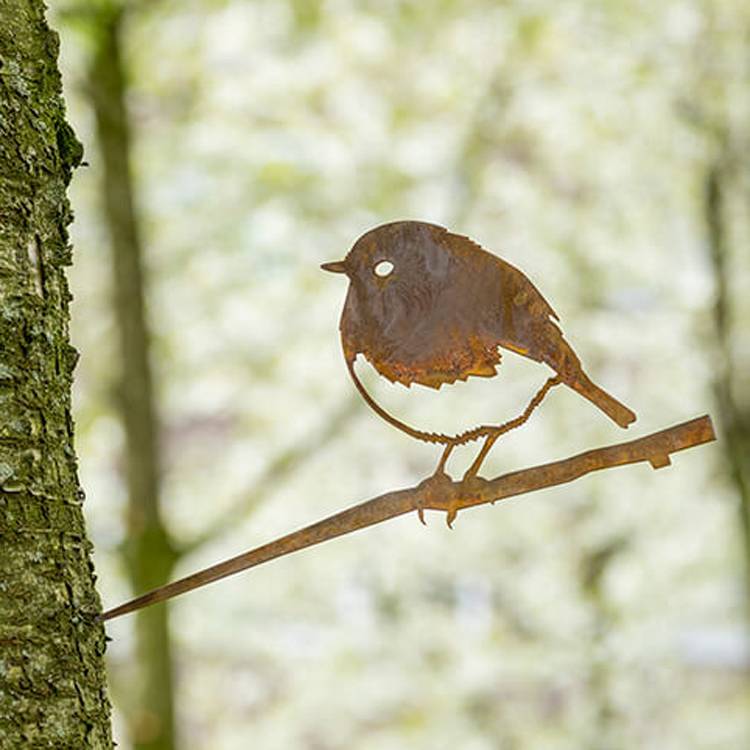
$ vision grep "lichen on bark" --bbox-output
[0,0,113,747]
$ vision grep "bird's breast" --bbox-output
[340,260,511,388]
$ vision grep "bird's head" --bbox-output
[322,220,502,386]
[321,220,452,301]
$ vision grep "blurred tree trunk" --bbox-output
[0,1,113,746]
[88,6,178,750]
[579,534,628,750]
[703,157,750,611]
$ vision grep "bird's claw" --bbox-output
[415,471,453,526]
[449,475,490,527]
[445,502,460,529]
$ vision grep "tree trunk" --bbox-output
[87,7,178,749]
[703,160,750,613]
[0,1,113,747]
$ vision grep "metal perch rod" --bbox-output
[100,414,715,622]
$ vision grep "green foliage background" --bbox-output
[55,1,749,748]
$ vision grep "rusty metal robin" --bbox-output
[322,220,636,502]
[97,220,715,620]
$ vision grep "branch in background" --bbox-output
[179,397,361,555]
[101,414,716,622]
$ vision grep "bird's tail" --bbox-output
[522,321,636,428]
[567,371,636,428]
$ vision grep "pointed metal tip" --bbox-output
[321,260,348,274]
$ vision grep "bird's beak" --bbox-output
[321,259,349,275]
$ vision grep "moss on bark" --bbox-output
[0,1,113,747]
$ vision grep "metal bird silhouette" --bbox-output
[322,220,636,488]
[96,222,718,622]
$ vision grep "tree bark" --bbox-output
[87,6,178,749]
[0,1,113,747]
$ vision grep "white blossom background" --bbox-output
[56,1,748,748]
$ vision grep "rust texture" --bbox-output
[323,221,637,478]
[100,415,715,621]
[99,224,711,622]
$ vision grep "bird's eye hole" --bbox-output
[374,260,394,278]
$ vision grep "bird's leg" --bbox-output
[463,432,500,482]
[426,376,561,524]
[461,376,562,483]
[415,443,455,525]
[434,442,454,477]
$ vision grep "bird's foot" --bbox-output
[452,474,491,525]
[444,497,461,529]
[444,476,489,527]
[462,459,490,483]
[462,466,479,482]
[415,470,453,526]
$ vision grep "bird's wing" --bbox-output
[495,256,560,323]
[439,228,559,323]
[438,229,572,377]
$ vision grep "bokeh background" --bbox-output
[53,1,748,748]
